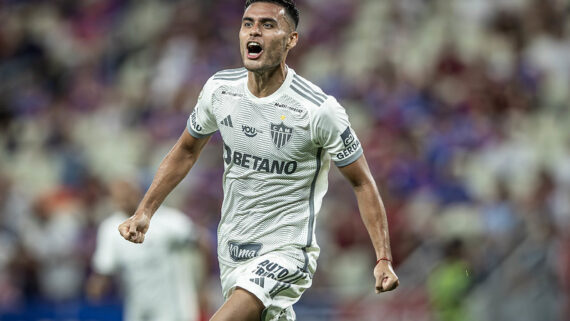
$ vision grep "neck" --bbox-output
[247,62,288,98]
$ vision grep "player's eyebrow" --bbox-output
[242,16,279,25]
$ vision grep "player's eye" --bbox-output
[263,23,273,28]
[243,21,253,28]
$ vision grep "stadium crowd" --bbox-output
[0,0,569,320]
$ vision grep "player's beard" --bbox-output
[242,40,288,73]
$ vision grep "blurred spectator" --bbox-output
[427,239,471,321]
[20,190,86,302]
[0,174,24,309]
[86,179,210,321]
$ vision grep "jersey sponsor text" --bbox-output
[336,140,361,160]
[228,241,262,261]
[223,143,298,175]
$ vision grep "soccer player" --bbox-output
[118,0,399,320]
[88,179,207,321]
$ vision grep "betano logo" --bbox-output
[223,143,298,175]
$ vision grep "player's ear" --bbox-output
[286,31,298,50]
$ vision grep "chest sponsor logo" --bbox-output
[223,143,297,175]
[242,125,261,137]
[270,122,293,149]
[340,127,355,147]
[228,241,262,262]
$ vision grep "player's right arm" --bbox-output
[118,131,210,243]
[120,75,219,244]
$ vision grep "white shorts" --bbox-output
[219,252,313,321]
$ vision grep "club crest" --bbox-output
[270,122,293,149]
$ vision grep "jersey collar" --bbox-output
[243,66,295,104]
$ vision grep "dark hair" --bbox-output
[244,0,299,30]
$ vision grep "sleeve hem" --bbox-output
[334,149,363,167]
[187,125,214,139]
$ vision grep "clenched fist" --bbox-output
[374,260,399,293]
[118,213,151,244]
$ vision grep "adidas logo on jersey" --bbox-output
[249,277,265,288]
[220,115,233,127]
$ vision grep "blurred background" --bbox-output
[1,0,569,320]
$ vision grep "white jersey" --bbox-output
[187,67,362,273]
[92,207,199,321]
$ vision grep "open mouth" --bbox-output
[247,41,263,59]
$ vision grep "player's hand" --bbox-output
[118,213,150,244]
[374,260,399,293]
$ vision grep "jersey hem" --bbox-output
[217,255,246,267]
[218,248,312,270]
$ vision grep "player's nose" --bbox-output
[249,23,261,36]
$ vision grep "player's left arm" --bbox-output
[338,154,399,293]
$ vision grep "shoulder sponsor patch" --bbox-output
[340,126,355,147]
[337,139,361,161]
[190,109,203,132]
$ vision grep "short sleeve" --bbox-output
[92,219,118,275]
[312,99,363,167]
[187,77,219,138]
